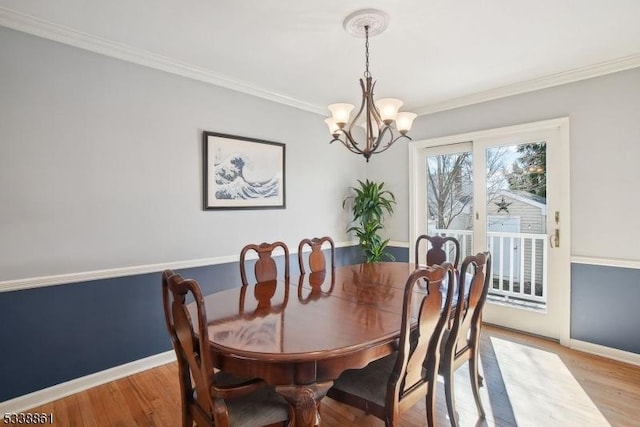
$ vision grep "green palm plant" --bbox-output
[343,179,396,263]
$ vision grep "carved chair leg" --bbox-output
[469,356,486,419]
[182,411,192,427]
[316,401,322,425]
[425,380,437,427]
[443,369,459,427]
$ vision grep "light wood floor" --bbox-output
[28,325,640,426]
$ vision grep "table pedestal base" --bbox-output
[276,381,333,427]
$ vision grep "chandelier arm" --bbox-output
[369,124,393,153]
[367,80,384,126]
[341,130,366,154]
[330,133,366,155]
[365,94,375,152]
[343,79,369,148]
[372,133,412,155]
[364,78,384,154]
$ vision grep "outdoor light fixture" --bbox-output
[326,9,417,162]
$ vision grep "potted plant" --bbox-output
[343,179,396,263]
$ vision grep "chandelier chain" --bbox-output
[364,25,371,78]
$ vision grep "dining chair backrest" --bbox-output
[240,241,290,286]
[162,270,213,425]
[447,251,491,354]
[393,263,456,406]
[439,251,492,426]
[161,270,290,426]
[414,234,461,270]
[327,263,456,427]
[297,236,335,274]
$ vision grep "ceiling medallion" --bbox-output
[325,9,417,162]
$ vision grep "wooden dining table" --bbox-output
[191,261,438,426]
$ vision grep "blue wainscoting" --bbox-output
[385,245,410,263]
[0,272,171,402]
[571,263,640,354]
[5,247,635,403]
[0,246,365,402]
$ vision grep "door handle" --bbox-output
[549,229,560,248]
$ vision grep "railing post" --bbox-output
[433,228,547,305]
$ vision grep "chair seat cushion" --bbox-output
[226,385,290,427]
[211,371,290,427]
[331,354,397,407]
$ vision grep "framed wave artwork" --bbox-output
[203,131,286,210]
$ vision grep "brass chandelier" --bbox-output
[325,10,417,162]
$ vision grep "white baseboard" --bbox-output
[570,339,640,367]
[0,351,176,414]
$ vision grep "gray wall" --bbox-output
[368,67,640,355]
[2,23,639,402]
[369,67,640,261]
[0,26,364,282]
[0,26,369,402]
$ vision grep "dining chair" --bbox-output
[415,234,461,329]
[297,236,335,274]
[439,251,491,427]
[161,270,292,427]
[240,241,290,286]
[327,264,456,427]
[414,234,461,270]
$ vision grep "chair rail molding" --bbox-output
[0,241,357,293]
[571,256,640,270]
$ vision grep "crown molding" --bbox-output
[415,53,640,115]
[0,7,325,115]
[1,7,639,118]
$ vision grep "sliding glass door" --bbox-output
[425,142,474,259]
[410,119,570,343]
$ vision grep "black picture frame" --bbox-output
[203,131,286,210]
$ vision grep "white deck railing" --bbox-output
[432,229,547,305]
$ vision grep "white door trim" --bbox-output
[409,117,571,346]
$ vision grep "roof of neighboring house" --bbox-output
[496,189,547,213]
[507,189,546,205]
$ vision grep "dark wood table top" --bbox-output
[193,261,431,426]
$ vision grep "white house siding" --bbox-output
[488,194,545,293]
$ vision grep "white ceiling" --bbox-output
[1,0,639,115]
